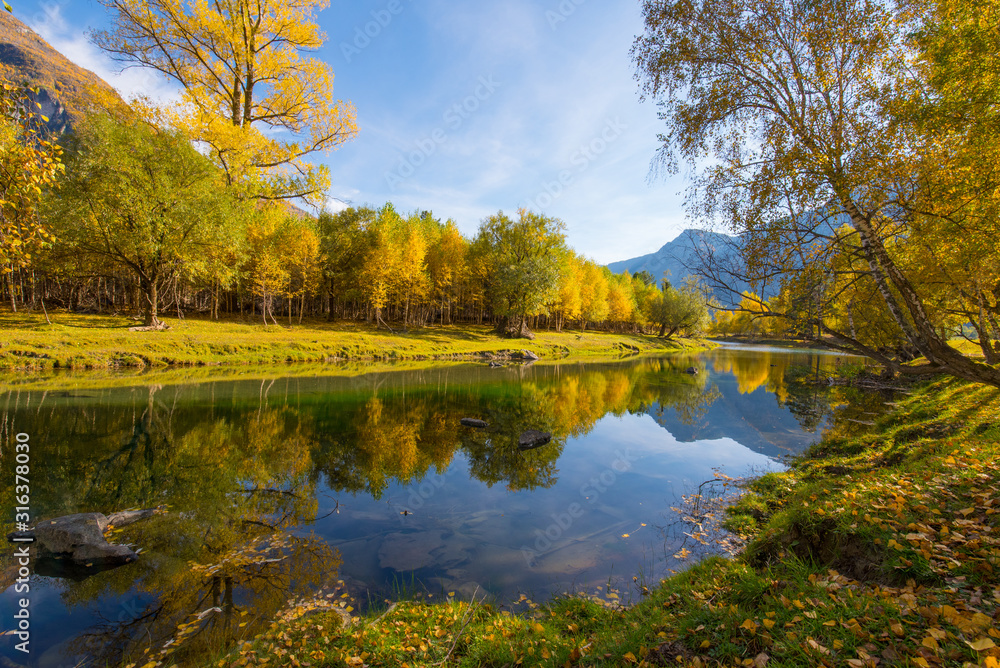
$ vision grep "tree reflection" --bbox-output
[2,357,729,665]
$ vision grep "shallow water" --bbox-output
[0,345,883,667]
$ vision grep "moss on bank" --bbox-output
[0,311,709,373]
[210,376,1000,667]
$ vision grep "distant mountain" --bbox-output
[607,228,752,304]
[0,11,123,133]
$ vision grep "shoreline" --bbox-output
[0,311,714,375]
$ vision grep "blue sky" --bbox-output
[14,0,693,264]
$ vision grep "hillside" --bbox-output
[0,11,122,133]
[607,228,752,304]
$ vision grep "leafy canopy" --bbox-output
[92,0,358,203]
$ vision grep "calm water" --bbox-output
[0,345,882,667]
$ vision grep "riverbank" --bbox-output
[0,311,709,372]
[215,376,1000,667]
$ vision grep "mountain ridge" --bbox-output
[0,11,123,133]
[607,228,752,304]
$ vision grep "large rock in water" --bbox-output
[7,513,138,567]
[518,430,551,450]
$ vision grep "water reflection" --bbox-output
[0,347,876,667]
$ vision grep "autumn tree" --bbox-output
[472,208,567,338]
[0,79,63,310]
[634,0,1000,385]
[92,0,358,202]
[605,272,636,331]
[425,219,468,325]
[317,205,373,319]
[578,259,609,331]
[358,204,404,329]
[551,251,583,332]
[48,112,239,327]
[651,278,710,338]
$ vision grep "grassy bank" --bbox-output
[210,376,1000,668]
[0,311,709,372]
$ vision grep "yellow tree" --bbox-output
[425,219,468,325]
[360,204,403,329]
[605,272,636,331]
[633,0,1000,385]
[244,206,290,324]
[395,216,430,327]
[0,80,64,310]
[281,217,323,323]
[93,0,358,202]
[578,259,609,331]
[552,251,583,331]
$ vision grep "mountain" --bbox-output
[0,11,122,133]
[607,228,752,304]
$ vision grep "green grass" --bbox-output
[0,310,711,377]
[203,376,1000,667]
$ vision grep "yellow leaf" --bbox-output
[967,637,997,651]
[623,651,637,663]
[921,636,939,651]
[762,619,776,629]
[700,640,711,649]
[741,619,757,632]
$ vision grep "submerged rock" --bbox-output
[685,366,699,375]
[6,507,164,577]
[7,513,138,567]
[461,418,489,429]
[378,531,446,571]
[518,430,552,450]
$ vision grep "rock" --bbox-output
[518,430,551,450]
[521,349,540,361]
[685,366,699,375]
[106,507,163,527]
[488,361,504,368]
[8,513,138,568]
[378,531,446,571]
[461,418,489,429]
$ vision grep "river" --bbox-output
[0,343,885,667]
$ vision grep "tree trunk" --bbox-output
[844,198,1000,386]
[7,270,16,313]
[142,278,160,327]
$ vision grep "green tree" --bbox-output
[317,205,374,319]
[47,112,240,326]
[651,278,710,338]
[472,208,567,338]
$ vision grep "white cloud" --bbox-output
[27,3,180,105]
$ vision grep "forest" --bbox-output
[3,0,1000,382]
[0,0,710,343]
[0,91,708,340]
